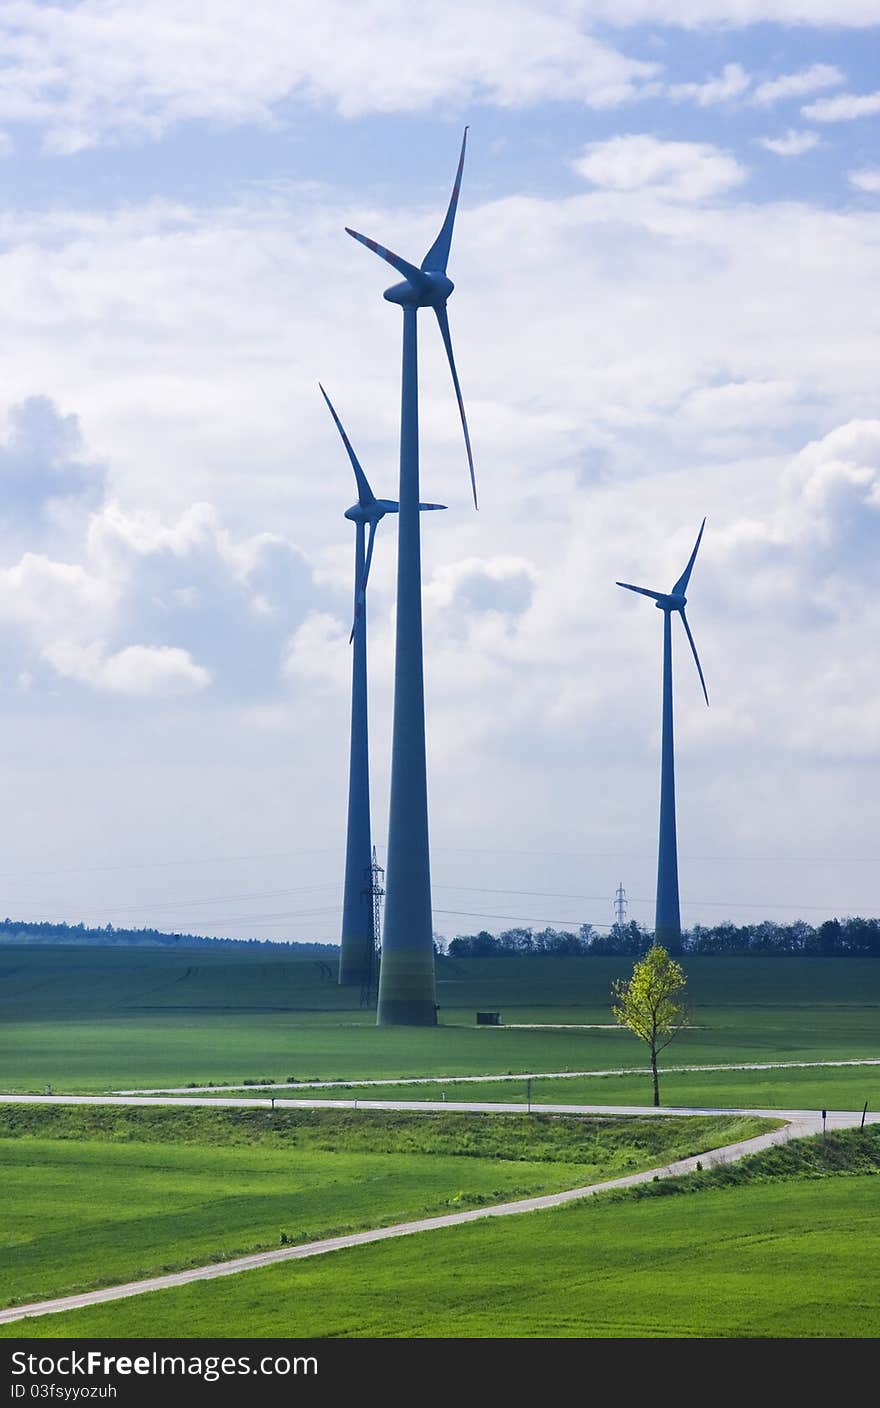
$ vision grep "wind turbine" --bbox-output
[319,385,445,990]
[617,520,709,948]
[346,127,476,1025]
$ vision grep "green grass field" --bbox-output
[5,946,879,1018]
[205,1060,880,1112]
[1,948,878,1096]
[0,1104,769,1310]
[5,1128,877,1339]
[2,946,877,1342]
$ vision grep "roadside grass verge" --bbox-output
[597,1123,880,1202]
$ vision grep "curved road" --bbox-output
[1,1094,876,1327]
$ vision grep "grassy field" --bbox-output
[0,1104,769,1309]
[1,948,878,1095]
[5,946,879,1016]
[5,1127,877,1339]
[3,947,874,1342]
[203,1060,880,1112]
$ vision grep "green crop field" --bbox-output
[5,1127,877,1340]
[0,1105,769,1310]
[1,947,878,1095]
[207,1060,880,1112]
[5,946,879,1017]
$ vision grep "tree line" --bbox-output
[0,918,337,953]
[444,917,880,958]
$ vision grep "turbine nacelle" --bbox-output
[345,497,444,524]
[344,498,399,524]
[384,271,455,308]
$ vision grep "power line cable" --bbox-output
[5,841,880,884]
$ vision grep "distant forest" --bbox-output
[0,918,338,953]
[446,918,880,958]
[5,914,880,958]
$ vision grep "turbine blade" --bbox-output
[345,228,426,287]
[434,303,477,509]
[672,517,707,597]
[680,607,709,707]
[348,524,375,645]
[349,520,379,645]
[319,384,375,506]
[362,519,378,597]
[348,580,361,643]
[616,581,665,602]
[421,126,468,274]
[418,502,447,511]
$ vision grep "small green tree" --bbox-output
[612,945,689,1106]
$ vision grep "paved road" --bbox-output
[0,1093,876,1123]
[112,1055,880,1096]
[0,1092,874,1122]
[1,1096,877,1327]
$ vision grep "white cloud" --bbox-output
[426,556,539,614]
[85,499,291,585]
[3,171,877,531]
[42,126,98,156]
[87,501,221,566]
[282,612,350,689]
[0,1,659,150]
[0,0,873,161]
[0,410,316,703]
[789,419,880,528]
[751,62,843,106]
[849,167,880,192]
[0,396,106,529]
[758,129,820,156]
[572,134,747,201]
[44,640,211,696]
[100,644,211,695]
[668,62,751,106]
[678,379,801,429]
[691,421,880,626]
[0,0,871,154]
[803,90,880,121]
[0,553,113,636]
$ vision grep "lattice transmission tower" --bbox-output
[613,882,628,931]
[360,847,384,1008]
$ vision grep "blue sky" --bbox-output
[0,1,879,942]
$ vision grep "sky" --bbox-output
[0,0,879,943]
